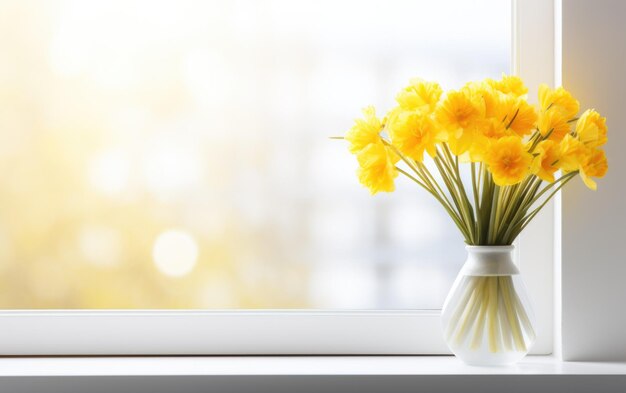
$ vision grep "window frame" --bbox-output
[0,0,556,355]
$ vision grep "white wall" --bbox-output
[561,0,626,361]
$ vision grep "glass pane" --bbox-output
[0,0,510,309]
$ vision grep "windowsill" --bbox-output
[1,355,625,376]
[1,355,624,392]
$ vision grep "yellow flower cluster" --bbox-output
[345,106,399,194]
[345,75,608,193]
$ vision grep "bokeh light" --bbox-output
[152,230,199,277]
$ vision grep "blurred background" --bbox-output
[0,0,510,309]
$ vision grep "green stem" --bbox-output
[500,177,542,243]
[512,174,575,238]
[524,171,578,209]
[441,145,476,243]
[487,185,500,244]
[471,162,481,241]
[434,154,474,242]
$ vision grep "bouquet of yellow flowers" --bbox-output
[339,75,608,365]
[343,75,607,246]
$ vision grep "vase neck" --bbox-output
[461,246,519,276]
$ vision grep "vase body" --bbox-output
[441,246,536,366]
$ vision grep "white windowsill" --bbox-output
[1,355,624,376]
[2,355,624,392]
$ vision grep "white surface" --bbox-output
[0,356,624,377]
[561,0,626,361]
[512,0,556,355]
[0,310,448,355]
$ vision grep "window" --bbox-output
[0,0,554,354]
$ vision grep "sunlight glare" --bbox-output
[152,229,199,277]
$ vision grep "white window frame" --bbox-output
[0,0,556,355]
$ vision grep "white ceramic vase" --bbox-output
[441,245,536,366]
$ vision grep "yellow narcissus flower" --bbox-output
[532,140,561,182]
[489,74,528,97]
[576,109,608,148]
[396,79,443,113]
[436,90,485,131]
[482,118,508,139]
[557,133,608,189]
[465,118,507,163]
[496,94,538,138]
[389,111,444,162]
[465,81,500,118]
[436,90,485,155]
[579,149,608,190]
[538,84,580,119]
[345,106,383,154]
[484,136,533,186]
[356,143,398,195]
[557,134,586,172]
[537,109,570,141]
[337,75,609,247]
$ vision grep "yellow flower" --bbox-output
[356,143,398,195]
[558,134,585,172]
[389,111,444,162]
[496,94,538,137]
[484,136,533,186]
[537,109,570,141]
[466,119,507,163]
[538,84,580,119]
[576,109,608,148]
[436,90,485,155]
[345,106,383,154]
[395,79,443,113]
[533,140,561,182]
[466,81,500,118]
[490,74,528,97]
[557,132,608,189]
[482,118,508,139]
[436,90,485,131]
[579,149,608,190]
